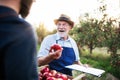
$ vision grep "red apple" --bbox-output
[38,72,43,77]
[40,66,50,74]
[49,44,62,52]
[42,72,52,80]
[50,70,57,76]
[55,73,62,78]
[59,74,68,80]
[43,72,52,77]
[56,78,63,80]
[46,76,56,80]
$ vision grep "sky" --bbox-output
[26,0,120,31]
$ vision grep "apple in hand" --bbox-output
[49,44,62,52]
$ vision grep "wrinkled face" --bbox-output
[56,21,72,37]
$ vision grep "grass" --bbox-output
[74,47,120,80]
[37,44,40,51]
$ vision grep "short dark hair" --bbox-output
[19,0,33,18]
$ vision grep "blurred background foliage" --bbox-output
[35,0,120,79]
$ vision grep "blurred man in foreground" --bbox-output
[0,0,38,80]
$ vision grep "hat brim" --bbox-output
[54,19,74,28]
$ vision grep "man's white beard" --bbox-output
[58,31,67,37]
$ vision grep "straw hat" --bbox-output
[54,14,74,28]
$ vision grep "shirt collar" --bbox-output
[0,6,18,18]
[56,33,70,41]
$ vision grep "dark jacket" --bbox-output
[0,6,38,80]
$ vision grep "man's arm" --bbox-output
[38,49,63,66]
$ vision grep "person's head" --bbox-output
[19,0,33,18]
[0,0,34,18]
[54,14,74,38]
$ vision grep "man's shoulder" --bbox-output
[69,36,75,41]
[45,34,56,38]
[44,34,56,40]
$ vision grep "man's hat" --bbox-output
[54,14,74,28]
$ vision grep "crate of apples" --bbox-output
[38,66,72,80]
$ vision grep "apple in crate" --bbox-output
[50,70,57,76]
[60,74,68,80]
[40,66,50,74]
[46,76,56,80]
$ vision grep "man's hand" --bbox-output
[49,44,63,59]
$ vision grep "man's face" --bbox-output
[56,21,71,37]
